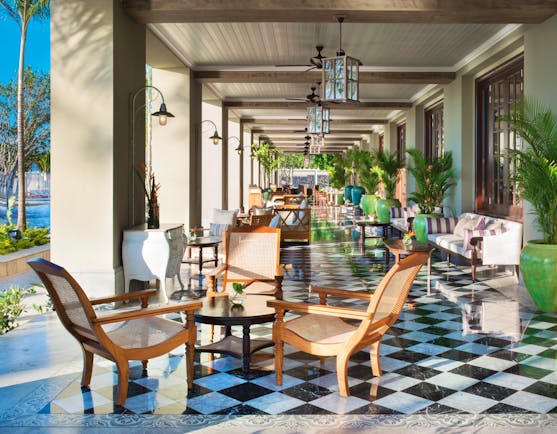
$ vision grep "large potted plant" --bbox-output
[502,98,557,312]
[344,149,365,206]
[406,149,457,243]
[373,150,404,223]
[357,151,380,217]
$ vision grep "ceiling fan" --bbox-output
[275,45,326,71]
[287,85,321,103]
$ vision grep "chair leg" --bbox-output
[142,360,148,371]
[274,340,284,386]
[115,360,130,406]
[336,354,350,397]
[370,341,382,376]
[186,341,195,389]
[81,347,94,387]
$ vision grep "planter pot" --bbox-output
[361,194,379,217]
[375,198,401,224]
[344,185,353,203]
[521,241,557,312]
[351,186,365,206]
[413,213,442,243]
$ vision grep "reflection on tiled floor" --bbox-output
[1,207,557,431]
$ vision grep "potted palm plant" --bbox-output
[501,98,557,312]
[406,149,457,242]
[373,150,404,223]
[356,151,380,217]
[328,155,349,204]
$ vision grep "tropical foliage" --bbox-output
[0,224,49,254]
[406,148,456,214]
[310,153,334,171]
[328,154,349,189]
[0,68,50,205]
[0,285,43,334]
[500,97,557,244]
[355,150,379,194]
[253,142,279,187]
[373,149,404,199]
[0,0,51,230]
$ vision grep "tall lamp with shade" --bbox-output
[129,85,174,228]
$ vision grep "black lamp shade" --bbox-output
[152,102,175,118]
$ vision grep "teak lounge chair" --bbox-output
[267,252,428,396]
[28,258,202,405]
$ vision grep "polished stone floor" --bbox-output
[1,207,557,433]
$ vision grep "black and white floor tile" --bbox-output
[1,207,557,432]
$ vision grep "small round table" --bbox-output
[184,236,222,273]
[194,295,276,373]
[355,220,390,254]
[383,238,434,291]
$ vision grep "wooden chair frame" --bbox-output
[28,258,202,405]
[267,252,428,396]
[274,206,311,243]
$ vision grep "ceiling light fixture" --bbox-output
[322,16,360,103]
[307,102,330,134]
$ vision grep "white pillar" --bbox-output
[51,0,145,296]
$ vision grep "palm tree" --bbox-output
[0,0,50,230]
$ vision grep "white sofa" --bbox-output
[424,212,522,280]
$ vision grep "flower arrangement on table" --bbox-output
[136,163,160,229]
[402,230,416,247]
[230,281,254,305]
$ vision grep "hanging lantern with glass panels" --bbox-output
[322,55,359,103]
[307,103,330,134]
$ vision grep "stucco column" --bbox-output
[51,0,145,296]
[221,108,229,209]
[443,75,475,216]
[150,67,190,228]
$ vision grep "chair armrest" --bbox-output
[207,264,227,278]
[309,285,372,300]
[93,300,203,325]
[267,299,370,320]
[469,236,483,247]
[90,289,158,306]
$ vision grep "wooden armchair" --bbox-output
[274,205,311,243]
[267,252,428,396]
[207,226,283,299]
[28,258,202,406]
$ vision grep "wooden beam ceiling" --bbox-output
[194,70,456,84]
[224,101,412,110]
[124,0,557,24]
[242,118,388,125]
[253,129,373,135]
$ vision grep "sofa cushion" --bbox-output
[212,208,238,225]
[428,233,472,259]
[209,223,230,237]
[463,227,507,250]
[269,214,281,228]
[426,217,459,234]
[453,214,480,237]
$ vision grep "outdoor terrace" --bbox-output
[0,207,556,433]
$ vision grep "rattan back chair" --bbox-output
[267,252,428,396]
[28,258,202,405]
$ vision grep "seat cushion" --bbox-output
[212,208,238,225]
[285,314,357,344]
[428,233,472,259]
[105,317,186,349]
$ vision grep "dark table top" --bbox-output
[194,295,276,324]
[186,236,222,247]
[384,238,432,253]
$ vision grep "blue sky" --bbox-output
[0,15,50,84]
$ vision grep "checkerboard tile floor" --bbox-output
[39,210,557,416]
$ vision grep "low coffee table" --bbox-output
[383,238,434,276]
[184,236,222,273]
[355,220,390,253]
[194,295,276,373]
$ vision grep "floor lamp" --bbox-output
[129,85,174,227]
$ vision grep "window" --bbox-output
[475,55,523,219]
[378,134,384,152]
[396,123,406,164]
[425,103,444,159]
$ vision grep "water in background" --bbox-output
[0,199,50,228]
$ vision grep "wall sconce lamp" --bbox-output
[226,136,244,155]
[201,120,222,145]
[129,85,174,227]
